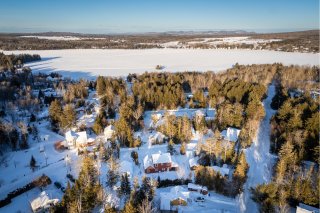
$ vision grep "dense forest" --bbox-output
[0,52,41,71]
[251,67,319,211]
[0,30,318,52]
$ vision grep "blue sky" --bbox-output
[0,0,318,33]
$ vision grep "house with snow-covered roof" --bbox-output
[104,125,115,140]
[30,191,59,213]
[148,131,167,145]
[143,152,178,173]
[160,186,189,211]
[221,127,241,142]
[75,131,88,146]
[65,130,88,148]
[65,130,77,147]
[296,203,320,213]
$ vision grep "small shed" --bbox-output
[187,183,208,195]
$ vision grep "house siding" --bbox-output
[145,162,172,173]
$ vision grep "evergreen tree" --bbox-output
[49,99,62,127]
[30,155,36,171]
[60,104,76,129]
[131,151,139,165]
[233,152,249,189]
[119,173,131,197]
[59,156,102,212]
[106,156,119,188]
[180,142,186,155]
[246,99,265,120]
[105,204,117,213]
[93,109,107,134]
[122,200,136,213]
[115,117,134,147]
[96,76,106,96]
[167,139,174,155]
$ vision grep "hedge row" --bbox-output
[157,178,192,188]
[0,174,51,208]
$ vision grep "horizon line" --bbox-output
[0,28,319,36]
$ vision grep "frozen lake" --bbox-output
[4,49,319,79]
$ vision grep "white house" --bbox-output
[76,131,88,146]
[104,125,115,140]
[186,143,197,157]
[221,127,241,142]
[65,130,88,147]
[212,164,230,177]
[31,191,59,213]
[120,160,133,178]
[296,203,320,213]
[148,131,166,145]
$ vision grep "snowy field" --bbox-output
[3,49,319,79]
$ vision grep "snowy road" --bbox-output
[238,84,277,212]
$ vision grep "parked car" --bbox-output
[195,197,205,202]
[54,182,62,189]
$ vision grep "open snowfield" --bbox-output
[4,49,319,79]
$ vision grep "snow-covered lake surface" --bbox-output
[4,49,319,79]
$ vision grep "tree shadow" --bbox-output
[39,57,61,62]
[32,67,97,80]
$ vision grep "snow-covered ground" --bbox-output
[156,186,239,213]
[238,84,277,212]
[3,49,319,79]
[0,120,81,212]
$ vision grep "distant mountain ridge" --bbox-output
[1,30,256,37]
